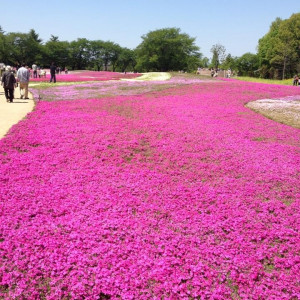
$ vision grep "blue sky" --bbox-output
[1,0,298,59]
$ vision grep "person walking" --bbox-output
[1,66,17,103]
[50,62,56,83]
[293,75,299,86]
[32,63,38,78]
[17,63,30,99]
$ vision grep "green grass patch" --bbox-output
[234,76,294,85]
[29,81,98,89]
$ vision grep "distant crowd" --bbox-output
[196,67,233,78]
[0,62,68,103]
[0,63,69,79]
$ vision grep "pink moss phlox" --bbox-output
[30,71,141,82]
[0,78,299,298]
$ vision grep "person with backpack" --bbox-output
[1,66,17,103]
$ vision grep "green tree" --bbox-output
[5,32,31,65]
[89,41,122,71]
[28,29,42,43]
[88,40,104,71]
[117,48,136,72]
[102,41,122,71]
[44,37,70,68]
[135,27,201,72]
[236,53,259,76]
[49,35,59,42]
[0,27,10,63]
[272,14,300,79]
[69,38,90,70]
[221,54,237,71]
[257,13,300,79]
[27,29,44,65]
[3,29,43,66]
[198,57,209,68]
[210,43,226,69]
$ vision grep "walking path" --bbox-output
[0,86,35,139]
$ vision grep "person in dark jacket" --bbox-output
[50,62,56,83]
[1,66,16,102]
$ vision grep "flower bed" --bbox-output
[0,79,299,299]
[30,76,213,101]
[121,72,172,81]
[30,71,141,82]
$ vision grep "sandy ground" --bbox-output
[0,86,35,139]
[246,96,300,129]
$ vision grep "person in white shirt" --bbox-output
[32,64,37,78]
[17,63,30,99]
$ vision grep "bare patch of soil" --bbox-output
[246,96,300,129]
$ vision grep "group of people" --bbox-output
[210,68,232,78]
[31,64,46,78]
[1,62,60,103]
[211,69,218,77]
[1,63,30,103]
[55,66,68,74]
[293,74,300,86]
[31,63,68,79]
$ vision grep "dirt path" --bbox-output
[0,86,35,139]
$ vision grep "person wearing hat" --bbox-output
[1,66,17,103]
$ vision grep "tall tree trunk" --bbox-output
[282,56,287,80]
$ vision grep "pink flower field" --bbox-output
[0,74,299,299]
[30,71,141,82]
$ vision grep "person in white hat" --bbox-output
[1,65,17,102]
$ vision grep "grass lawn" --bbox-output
[234,76,295,85]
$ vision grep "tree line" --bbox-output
[0,29,137,72]
[0,27,200,73]
[209,13,300,79]
[0,12,299,78]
